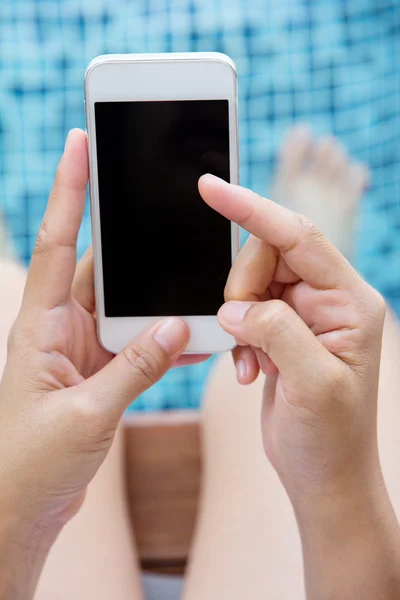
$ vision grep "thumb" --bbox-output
[80,318,190,416]
[218,300,338,389]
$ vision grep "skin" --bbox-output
[0,130,400,599]
[199,174,400,599]
[0,129,205,599]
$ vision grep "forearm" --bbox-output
[295,479,400,600]
[0,502,60,600]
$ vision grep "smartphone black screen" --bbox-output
[94,100,232,317]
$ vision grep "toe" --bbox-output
[312,136,341,178]
[329,145,349,179]
[349,162,370,194]
[277,123,313,178]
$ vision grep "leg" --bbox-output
[183,354,304,600]
[0,257,143,600]
[376,309,400,509]
[271,124,368,260]
[35,425,144,600]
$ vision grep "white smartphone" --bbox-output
[84,52,240,355]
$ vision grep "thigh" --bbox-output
[35,425,144,600]
[377,310,400,513]
[183,353,304,600]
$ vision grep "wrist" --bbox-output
[283,441,384,521]
[295,473,395,546]
[292,460,387,528]
[0,488,62,600]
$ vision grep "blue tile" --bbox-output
[1,0,399,411]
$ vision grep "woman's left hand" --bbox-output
[0,130,206,599]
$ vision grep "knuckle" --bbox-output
[34,219,51,256]
[69,392,114,444]
[370,289,386,319]
[224,235,266,302]
[315,366,349,413]
[122,344,162,388]
[294,214,335,259]
[296,214,324,245]
[261,299,290,328]
[249,300,290,349]
[224,276,241,302]
[235,190,267,229]
[356,285,386,337]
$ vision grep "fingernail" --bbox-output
[200,173,225,186]
[218,301,254,327]
[152,318,189,355]
[236,359,247,382]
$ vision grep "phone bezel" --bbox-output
[85,53,240,354]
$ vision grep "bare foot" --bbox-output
[272,124,369,260]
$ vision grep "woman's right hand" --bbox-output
[200,175,400,599]
[200,174,386,507]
